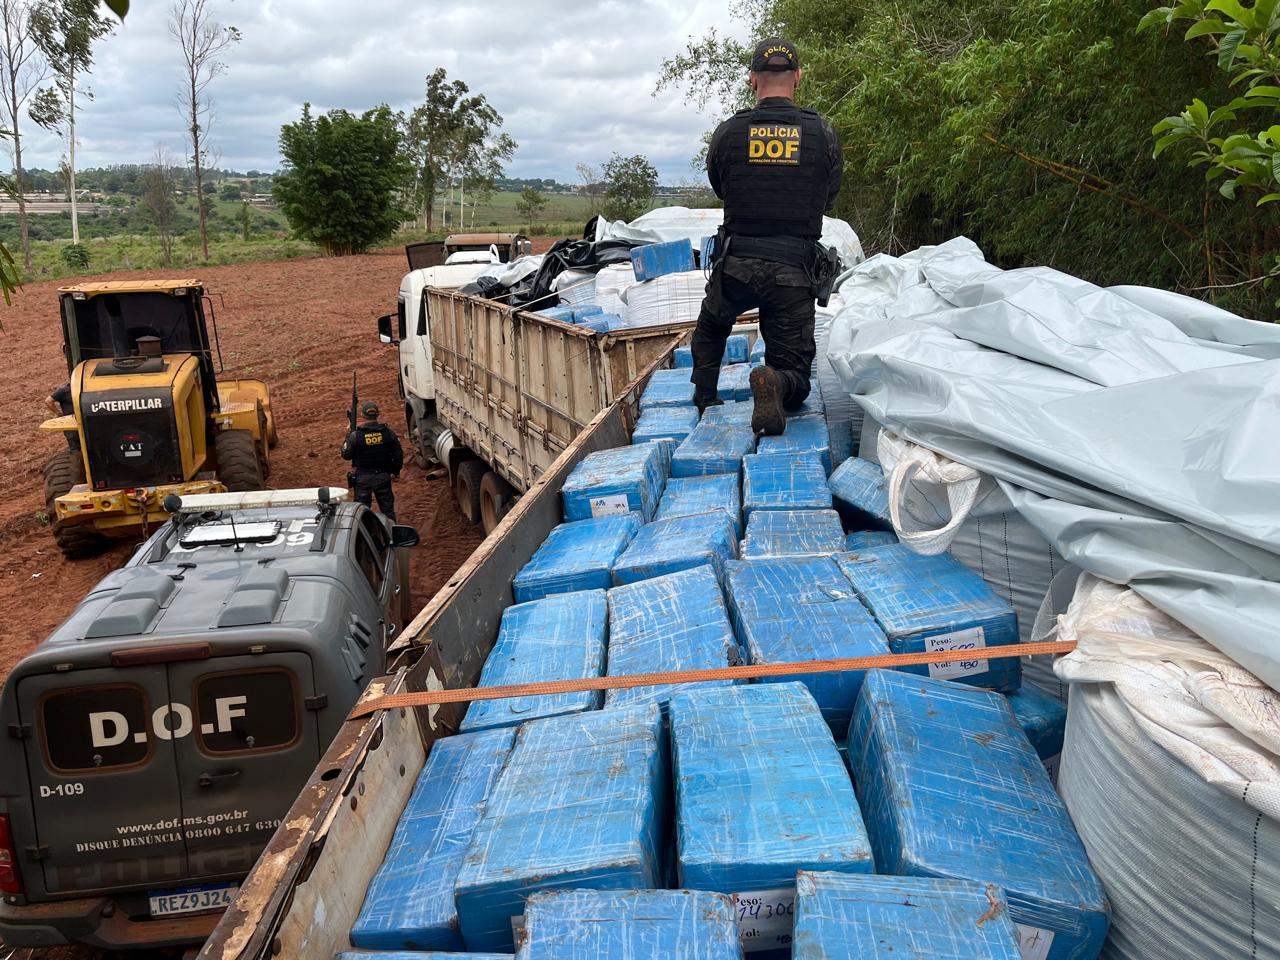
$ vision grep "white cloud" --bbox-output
[11,0,749,182]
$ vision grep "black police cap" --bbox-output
[751,37,800,72]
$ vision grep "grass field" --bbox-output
[2,190,697,282]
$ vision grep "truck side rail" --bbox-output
[198,347,674,960]
[428,287,689,491]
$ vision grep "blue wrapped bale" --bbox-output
[793,381,825,420]
[631,239,695,281]
[342,954,511,959]
[460,592,608,734]
[604,566,740,711]
[836,544,1021,691]
[740,509,845,558]
[672,334,748,369]
[791,872,1022,960]
[577,312,625,333]
[455,703,668,953]
[571,305,603,320]
[717,363,753,401]
[750,336,766,364]
[653,473,742,537]
[827,457,892,530]
[724,557,889,736]
[640,368,696,409]
[513,514,642,602]
[1006,684,1067,780]
[516,889,742,960]
[669,683,873,899]
[671,422,756,478]
[350,728,516,951]
[561,444,667,522]
[700,399,754,426]
[741,452,832,519]
[848,670,1110,959]
[534,306,576,324]
[632,406,701,447]
[845,529,898,551]
[612,511,738,587]
[756,418,833,474]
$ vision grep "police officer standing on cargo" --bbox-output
[691,37,844,436]
[341,401,404,521]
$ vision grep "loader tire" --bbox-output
[43,449,106,559]
[216,429,265,492]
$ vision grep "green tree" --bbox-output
[239,199,251,240]
[515,185,547,223]
[29,0,113,245]
[0,0,50,272]
[1141,0,1280,292]
[602,153,658,222]
[140,145,178,265]
[659,0,1262,315]
[273,103,410,256]
[403,67,516,230]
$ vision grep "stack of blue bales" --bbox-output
[349,349,1112,959]
[653,474,742,537]
[459,591,608,734]
[455,704,668,953]
[561,444,668,522]
[604,566,740,710]
[724,557,888,736]
[848,669,1110,956]
[739,508,845,558]
[742,451,832,518]
[517,889,742,959]
[674,333,749,368]
[512,513,642,601]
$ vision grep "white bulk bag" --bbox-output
[1054,576,1280,960]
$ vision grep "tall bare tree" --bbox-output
[169,0,237,262]
[140,143,177,265]
[0,0,47,270]
[29,0,111,245]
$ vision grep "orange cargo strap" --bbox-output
[347,640,1075,721]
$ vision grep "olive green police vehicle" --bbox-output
[0,487,419,950]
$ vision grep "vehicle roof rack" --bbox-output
[165,487,349,514]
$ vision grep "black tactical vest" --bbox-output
[716,101,831,240]
[349,423,399,472]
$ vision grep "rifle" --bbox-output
[347,372,358,434]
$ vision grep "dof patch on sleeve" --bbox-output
[748,124,801,165]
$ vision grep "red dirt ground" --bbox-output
[0,238,567,959]
[0,246,496,690]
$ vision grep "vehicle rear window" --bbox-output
[40,685,150,773]
[194,669,299,755]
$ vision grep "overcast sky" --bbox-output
[10,0,747,183]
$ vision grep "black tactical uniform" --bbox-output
[341,404,403,521]
[691,38,844,435]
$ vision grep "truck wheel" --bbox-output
[406,411,429,470]
[480,471,516,534]
[453,460,487,525]
[43,449,106,559]
[216,429,266,492]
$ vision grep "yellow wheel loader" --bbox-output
[39,279,277,558]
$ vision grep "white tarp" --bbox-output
[1054,575,1280,959]
[827,237,1280,692]
[594,206,866,271]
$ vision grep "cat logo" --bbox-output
[748,125,801,165]
[364,432,383,445]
